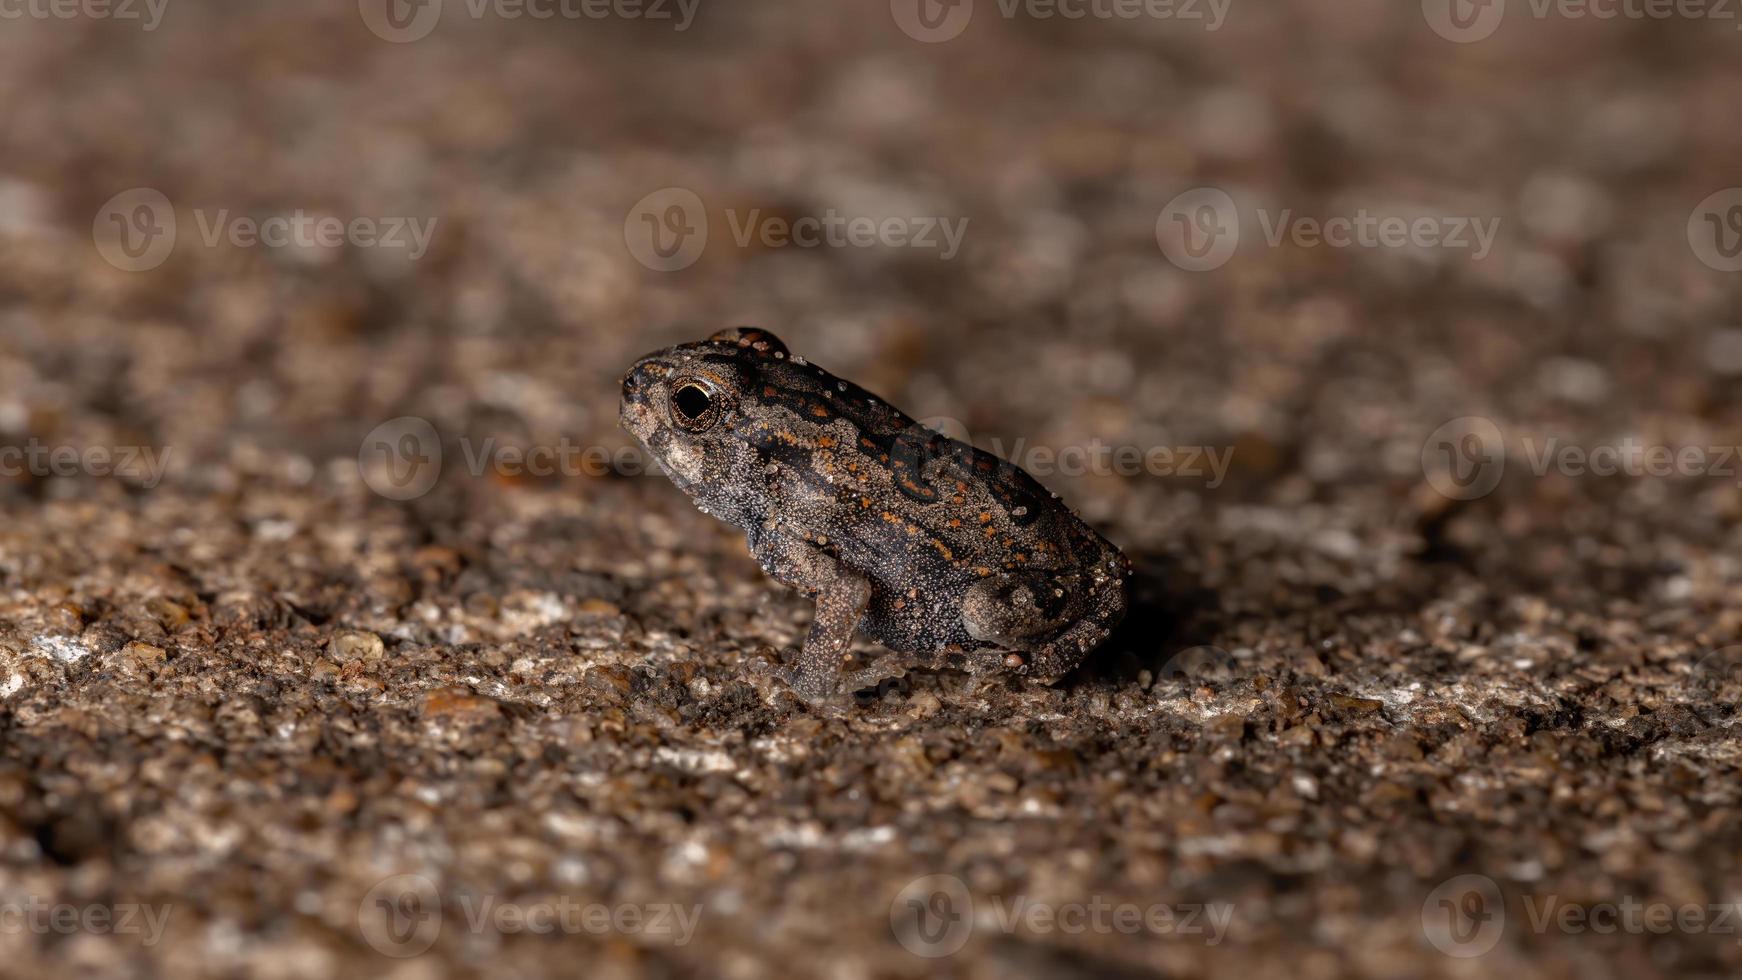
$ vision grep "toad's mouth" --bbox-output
[616,403,702,492]
[618,396,660,444]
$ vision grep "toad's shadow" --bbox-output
[1063,549,1228,690]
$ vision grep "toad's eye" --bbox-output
[669,380,721,431]
[673,383,712,420]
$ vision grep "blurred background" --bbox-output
[0,0,1740,977]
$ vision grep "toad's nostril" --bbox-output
[622,359,666,401]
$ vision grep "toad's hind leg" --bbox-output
[962,569,1127,681]
[961,571,1072,649]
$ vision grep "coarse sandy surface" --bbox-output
[0,1,1740,977]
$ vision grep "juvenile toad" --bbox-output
[620,328,1130,701]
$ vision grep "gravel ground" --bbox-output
[1,1,1741,977]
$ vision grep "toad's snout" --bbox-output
[620,357,668,406]
[619,356,673,440]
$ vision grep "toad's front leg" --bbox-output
[751,531,871,702]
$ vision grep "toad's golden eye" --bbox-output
[669,379,721,431]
